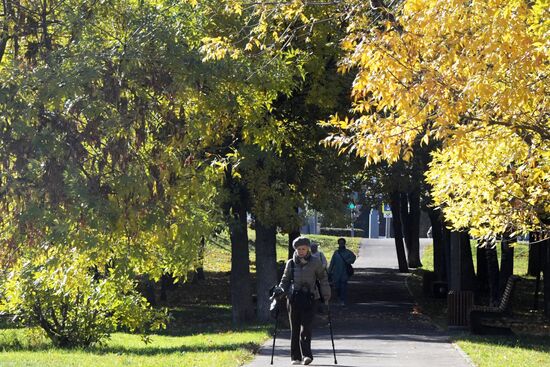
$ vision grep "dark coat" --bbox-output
[329,247,356,282]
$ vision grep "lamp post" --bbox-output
[382,203,393,238]
[348,202,356,237]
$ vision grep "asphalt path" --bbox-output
[244,238,474,367]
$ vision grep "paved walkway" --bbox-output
[244,238,474,367]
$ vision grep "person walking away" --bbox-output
[328,237,356,306]
[277,236,331,365]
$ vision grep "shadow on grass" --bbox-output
[0,336,263,356]
[156,304,235,336]
[158,271,231,307]
[90,341,261,356]
[155,320,267,338]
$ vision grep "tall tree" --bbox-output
[0,0,225,344]
[240,25,358,319]
[325,0,549,238]
[187,0,308,324]
[224,165,255,324]
[0,0,304,335]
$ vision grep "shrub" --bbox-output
[0,252,166,348]
[320,227,365,237]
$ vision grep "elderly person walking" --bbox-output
[277,236,331,365]
[328,237,356,306]
[310,242,328,269]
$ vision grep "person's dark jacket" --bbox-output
[329,247,356,282]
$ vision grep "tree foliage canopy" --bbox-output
[0,0,303,342]
[326,0,549,236]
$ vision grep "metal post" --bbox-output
[350,207,354,237]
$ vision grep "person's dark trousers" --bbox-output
[288,300,316,361]
[335,279,348,304]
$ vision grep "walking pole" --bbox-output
[270,306,280,365]
[322,268,337,364]
[326,301,338,364]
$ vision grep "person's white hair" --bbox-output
[292,236,311,249]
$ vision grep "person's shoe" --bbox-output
[291,360,302,365]
[303,356,313,365]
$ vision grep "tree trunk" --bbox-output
[485,243,500,306]
[224,168,254,326]
[228,202,254,325]
[499,234,515,297]
[448,231,476,292]
[427,206,446,281]
[390,191,408,272]
[476,244,488,294]
[442,226,452,285]
[407,190,422,268]
[288,228,300,260]
[193,237,206,282]
[527,232,541,276]
[254,221,278,323]
[543,239,550,318]
[399,191,421,268]
[460,232,476,291]
[399,192,411,254]
[12,0,19,59]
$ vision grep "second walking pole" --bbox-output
[326,302,338,364]
[270,307,279,365]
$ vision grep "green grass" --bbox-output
[0,297,268,366]
[455,334,550,367]
[409,241,550,367]
[0,327,268,367]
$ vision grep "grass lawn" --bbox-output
[0,232,362,366]
[455,334,550,367]
[0,326,268,367]
[409,241,550,367]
